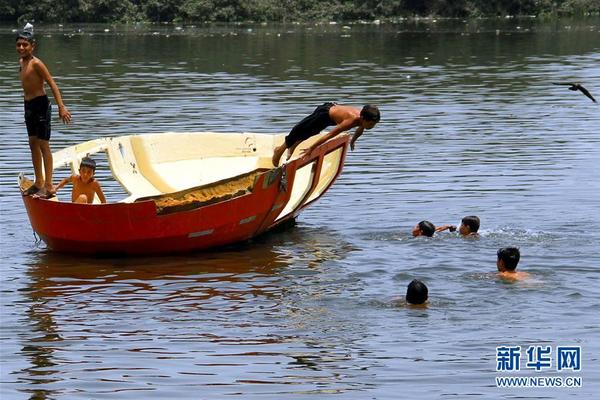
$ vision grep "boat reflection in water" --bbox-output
[20,226,372,398]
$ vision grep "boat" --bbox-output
[19,131,351,255]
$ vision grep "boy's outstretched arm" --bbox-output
[350,126,365,151]
[435,224,457,233]
[53,175,73,192]
[34,60,72,124]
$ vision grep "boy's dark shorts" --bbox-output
[24,95,51,141]
[285,102,336,148]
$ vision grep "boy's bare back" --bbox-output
[329,104,362,127]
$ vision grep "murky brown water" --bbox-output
[1,19,600,399]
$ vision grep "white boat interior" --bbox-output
[51,132,346,208]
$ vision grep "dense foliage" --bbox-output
[2,0,600,23]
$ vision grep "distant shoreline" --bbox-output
[2,0,599,24]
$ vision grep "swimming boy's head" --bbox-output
[459,215,480,235]
[359,105,380,129]
[406,279,428,305]
[497,247,520,272]
[412,220,435,237]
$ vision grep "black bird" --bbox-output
[552,82,597,103]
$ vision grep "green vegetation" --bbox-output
[2,0,600,23]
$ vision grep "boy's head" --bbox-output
[79,156,97,181]
[412,220,435,237]
[459,215,480,235]
[16,23,35,44]
[406,279,428,305]
[16,23,35,56]
[360,105,380,129]
[497,247,520,272]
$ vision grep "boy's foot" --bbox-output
[34,188,56,200]
[272,146,285,167]
[22,185,41,196]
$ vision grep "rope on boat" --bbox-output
[279,165,287,192]
[32,229,42,246]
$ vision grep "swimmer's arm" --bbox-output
[94,182,107,204]
[54,175,73,192]
[435,224,457,233]
[33,60,71,124]
[303,118,356,154]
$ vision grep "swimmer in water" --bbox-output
[459,215,480,237]
[497,247,529,281]
[412,220,456,237]
[406,279,428,305]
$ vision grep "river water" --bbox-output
[1,19,599,399]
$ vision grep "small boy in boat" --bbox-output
[272,103,380,166]
[458,215,480,237]
[406,279,428,305]
[17,23,72,199]
[54,157,106,204]
[497,247,529,280]
[412,220,456,237]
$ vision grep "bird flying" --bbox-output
[552,82,597,103]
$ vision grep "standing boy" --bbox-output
[272,103,380,166]
[17,23,71,198]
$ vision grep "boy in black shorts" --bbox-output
[272,103,380,166]
[17,23,71,198]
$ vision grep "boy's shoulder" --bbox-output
[498,271,529,281]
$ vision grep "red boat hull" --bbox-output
[21,136,349,255]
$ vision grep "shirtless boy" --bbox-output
[497,247,529,281]
[17,24,71,198]
[412,220,456,237]
[54,157,106,204]
[272,103,380,166]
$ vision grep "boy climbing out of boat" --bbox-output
[497,247,529,281]
[272,103,380,166]
[17,23,72,199]
[54,157,106,204]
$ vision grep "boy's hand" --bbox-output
[59,105,72,124]
[300,147,313,156]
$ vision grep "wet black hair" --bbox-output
[418,220,436,237]
[360,104,380,123]
[406,279,428,305]
[497,247,520,271]
[461,215,480,232]
[80,156,96,171]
